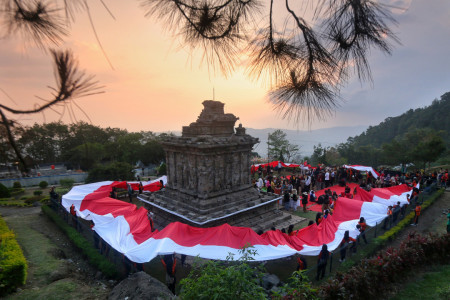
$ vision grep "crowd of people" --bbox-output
[252,164,448,206]
[250,164,450,280]
[51,165,448,291]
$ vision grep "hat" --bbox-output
[303,192,308,195]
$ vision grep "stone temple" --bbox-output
[139,100,304,232]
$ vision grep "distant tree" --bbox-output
[324,146,347,166]
[382,139,411,169]
[86,162,134,183]
[354,145,381,167]
[410,131,446,169]
[435,149,450,166]
[284,144,301,162]
[66,142,105,171]
[337,141,356,163]
[267,130,299,162]
[64,122,110,151]
[381,128,446,170]
[114,133,143,165]
[311,143,327,166]
[16,122,70,164]
[138,140,165,166]
[0,125,16,166]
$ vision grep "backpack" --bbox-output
[318,254,328,266]
[317,195,326,204]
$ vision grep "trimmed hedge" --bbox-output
[41,206,119,279]
[0,202,30,208]
[0,216,28,296]
[0,183,10,198]
[10,188,25,196]
[55,187,69,196]
[12,182,21,189]
[39,181,49,189]
[59,178,75,188]
[24,196,43,205]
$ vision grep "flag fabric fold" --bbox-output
[62,176,411,262]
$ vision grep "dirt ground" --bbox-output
[1,189,449,299]
[388,189,449,249]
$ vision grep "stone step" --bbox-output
[257,212,304,230]
[150,196,278,220]
[147,192,267,215]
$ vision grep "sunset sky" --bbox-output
[1,0,449,134]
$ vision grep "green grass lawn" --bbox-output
[390,264,450,300]
[3,214,109,300]
[291,209,319,230]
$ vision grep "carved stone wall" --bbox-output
[141,100,305,230]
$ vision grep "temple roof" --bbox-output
[182,100,239,137]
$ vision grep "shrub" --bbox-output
[24,196,43,205]
[437,285,450,300]
[59,178,75,188]
[40,196,50,204]
[0,183,10,198]
[272,271,319,300]
[320,233,450,300]
[0,217,28,296]
[12,181,21,189]
[180,245,267,300]
[39,181,48,189]
[33,190,43,196]
[55,187,69,196]
[10,188,25,196]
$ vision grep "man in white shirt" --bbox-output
[325,171,330,188]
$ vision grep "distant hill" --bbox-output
[347,91,450,148]
[246,126,368,157]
